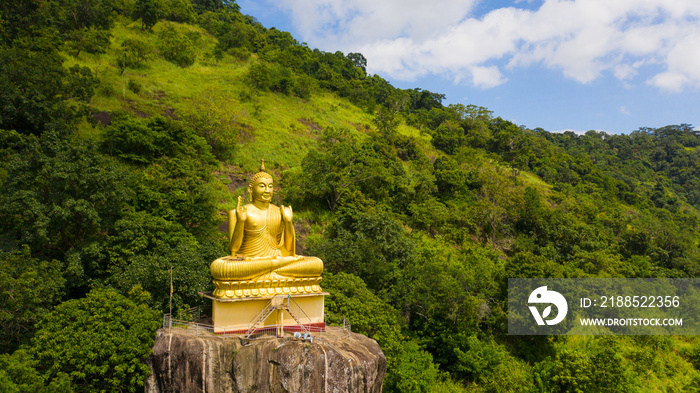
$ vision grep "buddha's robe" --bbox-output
[211,204,323,282]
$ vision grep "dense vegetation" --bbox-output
[2,0,700,392]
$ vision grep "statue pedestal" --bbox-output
[200,292,328,334]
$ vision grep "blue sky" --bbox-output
[238,0,700,134]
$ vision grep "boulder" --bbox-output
[145,329,386,393]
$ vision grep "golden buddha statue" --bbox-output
[210,161,323,299]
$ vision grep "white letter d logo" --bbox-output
[528,286,568,326]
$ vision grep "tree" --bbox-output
[0,48,95,134]
[373,90,408,136]
[64,27,112,57]
[398,241,502,376]
[289,127,401,211]
[453,336,508,383]
[64,65,99,104]
[52,0,117,31]
[322,273,403,360]
[157,25,196,66]
[384,341,441,393]
[431,120,464,154]
[0,349,72,393]
[537,338,636,393]
[190,0,238,14]
[347,52,367,73]
[471,165,523,248]
[0,131,133,281]
[31,287,161,392]
[161,0,197,23]
[0,0,58,49]
[132,155,220,240]
[408,89,445,112]
[0,246,65,353]
[505,252,564,279]
[313,206,415,294]
[322,273,452,393]
[102,115,215,165]
[433,156,476,199]
[104,211,217,310]
[135,0,160,31]
[488,117,532,175]
[117,38,154,70]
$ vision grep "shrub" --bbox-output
[162,0,196,23]
[64,28,112,57]
[128,79,142,94]
[229,47,250,62]
[157,25,196,67]
[118,38,154,70]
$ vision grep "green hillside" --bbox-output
[3,1,700,392]
[65,19,379,169]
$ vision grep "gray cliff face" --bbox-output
[145,329,386,393]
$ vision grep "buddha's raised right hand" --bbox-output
[236,195,247,221]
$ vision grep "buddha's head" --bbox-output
[248,160,273,203]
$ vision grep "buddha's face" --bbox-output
[250,176,273,203]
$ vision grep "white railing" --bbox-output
[162,312,351,341]
[246,324,351,340]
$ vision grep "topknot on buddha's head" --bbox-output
[248,159,272,187]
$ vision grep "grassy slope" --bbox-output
[65,18,382,172]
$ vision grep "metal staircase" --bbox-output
[245,295,311,338]
[244,297,276,338]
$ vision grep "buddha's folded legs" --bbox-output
[274,256,324,277]
[211,255,324,281]
[211,257,273,280]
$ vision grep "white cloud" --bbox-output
[274,0,700,91]
[275,0,477,45]
[614,64,637,80]
[620,106,631,116]
[648,72,689,93]
[648,28,700,92]
[470,65,507,88]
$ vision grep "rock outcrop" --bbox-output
[145,329,386,393]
